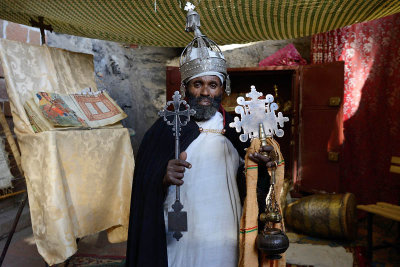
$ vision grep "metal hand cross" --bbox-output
[158,91,195,241]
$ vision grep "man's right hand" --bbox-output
[163,151,192,187]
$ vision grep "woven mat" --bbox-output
[64,254,313,267]
[65,254,125,267]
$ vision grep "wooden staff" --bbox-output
[239,138,262,267]
[261,137,286,267]
[238,138,286,267]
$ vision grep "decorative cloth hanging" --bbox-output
[0,1,399,47]
[311,13,400,205]
[0,39,134,265]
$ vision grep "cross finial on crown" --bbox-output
[184,2,196,12]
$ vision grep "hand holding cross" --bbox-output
[158,91,195,241]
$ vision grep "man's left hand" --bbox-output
[248,145,277,168]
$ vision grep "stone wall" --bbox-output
[47,33,310,154]
[224,37,311,67]
[167,37,311,67]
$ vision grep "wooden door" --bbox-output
[297,61,344,193]
[166,66,181,101]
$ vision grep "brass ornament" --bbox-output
[329,96,341,107]
[266,212,282,223]
[284,193,357,241]
[259,212,267,222]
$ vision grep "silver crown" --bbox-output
[179,2,231,96]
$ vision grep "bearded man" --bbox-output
[125,4,275,267]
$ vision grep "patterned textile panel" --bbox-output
[311,13,400,205]
[0,0,399,46]
[0,39,134,265]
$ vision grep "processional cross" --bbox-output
[229,85,290,258]
[158,91,195,241]
[229,85,289,142]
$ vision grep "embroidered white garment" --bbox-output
[164,111,241,267]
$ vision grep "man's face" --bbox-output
[186,75,224,121]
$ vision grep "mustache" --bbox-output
[194,96,217,104]
[187,93,222,106]
[187,92,222,120]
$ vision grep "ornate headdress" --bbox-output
[180,2,231,96]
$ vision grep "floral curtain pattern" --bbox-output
[311,14,400,204]
[0,39,135,264]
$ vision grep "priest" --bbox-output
[125,3,275,267]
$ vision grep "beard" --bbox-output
[187,91,222,121]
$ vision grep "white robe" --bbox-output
[164,112,242,267]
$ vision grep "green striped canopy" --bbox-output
[1,0,399,47]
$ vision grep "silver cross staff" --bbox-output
[158,91,196,241]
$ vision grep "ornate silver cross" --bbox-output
[229,85,289,142]
[158,91,195,241]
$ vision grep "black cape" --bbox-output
[125,110,269,267]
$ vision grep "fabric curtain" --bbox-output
[0,39,135,265]
[311,14,400,205]
[1,1,400,47]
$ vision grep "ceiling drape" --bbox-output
[0,0,399,47]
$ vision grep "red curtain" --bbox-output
[311,14,400,205]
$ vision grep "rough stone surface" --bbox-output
[224,38,311,67]
[47,32,181,154]
[28,30,41,45]
[0,79,8,99]
[0,20,3,38]
[1,101,11,117]
[5,22,28,43]
[0,63,4,78]
[167,38,311,67]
